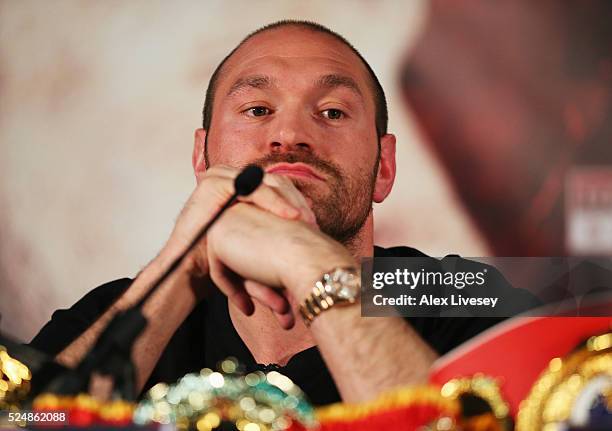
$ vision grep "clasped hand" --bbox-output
[161,165,355,329]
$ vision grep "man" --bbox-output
[30,20,505,405]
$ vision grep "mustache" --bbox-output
[245,151,342,179]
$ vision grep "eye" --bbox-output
[244,106,271,117]
[321,108,345,120]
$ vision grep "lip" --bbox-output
[266,163,324,181]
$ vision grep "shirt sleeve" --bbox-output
[28,278,132,356]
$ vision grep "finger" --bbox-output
[202,168,301,220]
[244,280,290,314]
[204,165,315,224]
[204,164,240,179]
[238,186,301,220]
[208,250,254,315]
[264,173,317,225]
[274,309,295,330]
[244,281,295,329]
[264,173,309,211]
[276,290,296,330]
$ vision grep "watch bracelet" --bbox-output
[299,267,359,326]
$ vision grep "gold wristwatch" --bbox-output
[299,267,361,326]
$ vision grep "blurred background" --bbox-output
[0,0,610,341]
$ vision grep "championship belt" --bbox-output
[430,299,612,430]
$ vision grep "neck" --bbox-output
[229,212,376,366]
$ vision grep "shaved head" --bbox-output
[202,20,388,140]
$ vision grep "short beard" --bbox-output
[205,133,381,247]
[244,149,380,248]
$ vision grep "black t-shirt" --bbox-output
[29,246,515,406]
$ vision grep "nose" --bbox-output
[268,108,312,153]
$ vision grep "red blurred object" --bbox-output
[315,405,452,431]
[66,408,96,427]
[402,0,612,256]
[430,307,612,416]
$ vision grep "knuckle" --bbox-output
[206,164,236,178]
[270,189,286,204]
[201,175,230,196]
[204,165,223,177]
[263,173,280,187]
[276,174,293,188]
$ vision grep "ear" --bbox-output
[373,134,396,203]
[192,128,207,182]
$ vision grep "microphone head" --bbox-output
[234,165,264,196]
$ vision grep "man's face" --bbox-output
[197,27,394,245]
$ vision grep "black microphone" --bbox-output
[235,164,265,196]
[134,164,264,309]
[45,165,264,399]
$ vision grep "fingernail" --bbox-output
[285,206,300,218]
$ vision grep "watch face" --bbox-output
[326,268,360,301]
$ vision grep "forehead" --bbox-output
[216,27,373,99]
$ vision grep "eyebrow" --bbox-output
[225,73,364,99]
[315,74,363,99]
[227,75,275,96]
